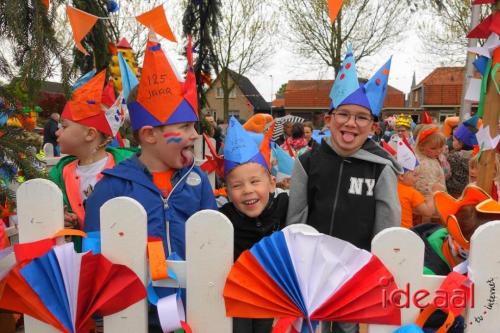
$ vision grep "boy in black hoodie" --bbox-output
[220,117,288,333]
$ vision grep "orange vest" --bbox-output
[62,153,115,229]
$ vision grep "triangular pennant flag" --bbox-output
[477,58,493,117]
[330,45,359,109]
[42,0,50,9]
[396,139,418,171]
[468,33,500,58]
[473,55,489,76]
[136,5,177,42]
[364,57,392,117]
[328,0,343,24]
[118,52,139,101]
[66,6,99,56]
[467,13,500,39]
[183,36,198,115]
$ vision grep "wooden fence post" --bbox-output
[100,197,148,333]
[186,210,233,332]
[17,179,63,333]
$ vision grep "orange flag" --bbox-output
[42,0,50,9]
[66,6,98,56]
[328,0,343,24]
[136,5,177,42]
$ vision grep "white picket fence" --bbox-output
[13,179,500,333]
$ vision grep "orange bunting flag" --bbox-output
[328,0,343,24]
[66,6,98,56]
[136,5,177,43]
[42,0,50,9]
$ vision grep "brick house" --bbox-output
[282,79,405,126]
[406,67,479,123]
[203,69,270,122]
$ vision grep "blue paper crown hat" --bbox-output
[224,117,269,177]
[453,116,479,149]
[329,45,392,117]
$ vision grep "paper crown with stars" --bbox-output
[329,45,392,117]
[223,117,273,177]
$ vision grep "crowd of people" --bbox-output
[2,37,499,333]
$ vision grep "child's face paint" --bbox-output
[154,122,198,169]
[163,132,183,144]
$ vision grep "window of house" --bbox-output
[413,90,419,103]
[216,87,236,98]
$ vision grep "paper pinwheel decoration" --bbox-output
[0,243,146,333]
[224,228,401,332]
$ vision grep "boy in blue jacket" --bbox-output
[83,35,217,260]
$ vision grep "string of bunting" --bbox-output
[66,4,177,56]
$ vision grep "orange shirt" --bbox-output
[152,169,175,197]
[398,181,425,229]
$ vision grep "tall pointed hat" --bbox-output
[329,46,392,117]
[127,33,198,131]
[62,69,124,137]
[223,117,273,177]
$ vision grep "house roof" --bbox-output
[272,97,285,108]
[418,67,480,86]
[413,67,481,106]
[227,69,270,112]
[284,79,405,109]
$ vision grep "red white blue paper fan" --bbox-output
[0,243,146,333]
[224,227,401,332]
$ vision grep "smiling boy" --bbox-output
[287,48,402,333]
[219,117,287,333]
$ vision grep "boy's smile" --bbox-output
[326,104,374,156]
[226,163,276,218]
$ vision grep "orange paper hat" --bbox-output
[62,70,124,137]
[243,114,274,133]
[127,35,198,131]
[434,185,493,249]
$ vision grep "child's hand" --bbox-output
[64,205,79,229]
[431,183,445,193]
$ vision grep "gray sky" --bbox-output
[245,23,455,102]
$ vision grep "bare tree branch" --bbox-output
[280,0,409,75]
